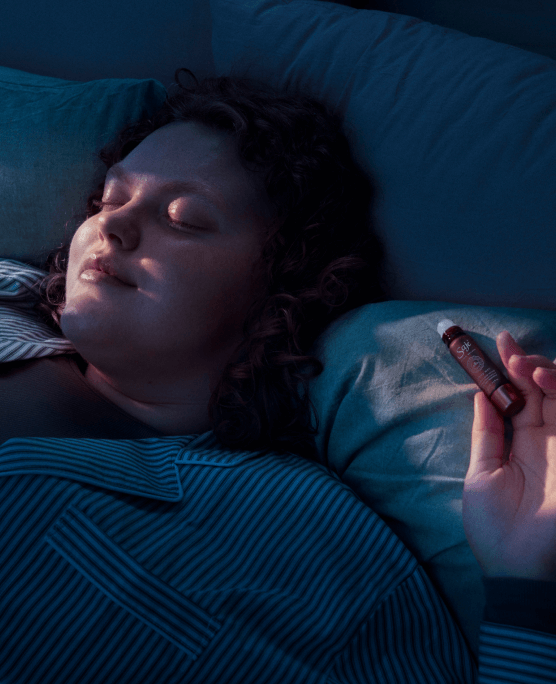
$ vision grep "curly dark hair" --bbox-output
[31,68,388,462]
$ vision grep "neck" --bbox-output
[83,363,214,435]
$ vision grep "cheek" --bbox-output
[222,249,265,305]
[177,248,265,325]
[202,258,259,315]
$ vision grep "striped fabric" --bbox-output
[0,259,75,362]
[1,257,555,684]
[478,624,556,684]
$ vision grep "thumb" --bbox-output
[467,391,506,480]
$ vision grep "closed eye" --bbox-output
[91,199,206,232]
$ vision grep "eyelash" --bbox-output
[91,200,204,232]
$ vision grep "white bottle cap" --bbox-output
[437,319,456,337]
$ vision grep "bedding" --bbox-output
[210,0,556,311]
[1,1,554,86]
[1,0,556,675]
[307,300,556,656]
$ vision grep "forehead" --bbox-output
[117,121,274,222]
[126,121,230,171]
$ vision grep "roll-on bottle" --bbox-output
[437,319,525,418]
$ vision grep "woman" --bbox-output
[31,67,388,462]
[0,69,554,683]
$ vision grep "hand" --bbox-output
[462,330,556,581]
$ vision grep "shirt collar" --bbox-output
[0,431,261,501]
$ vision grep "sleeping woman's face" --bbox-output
[60,121,276,434]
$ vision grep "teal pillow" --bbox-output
[372,0,556,62]
[210,0,556,310]
[0,66,167,265]
[307,301,556,657]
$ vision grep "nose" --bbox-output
[95,203,141,250]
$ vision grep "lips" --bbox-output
[82,254,134,286]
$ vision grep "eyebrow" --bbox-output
[105,163,225,211]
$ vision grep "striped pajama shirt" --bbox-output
[0,258,555,683]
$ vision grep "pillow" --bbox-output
[0,66,167,266]
[370,0,556,62]
[306,300,556,657]
[210,0,556,310]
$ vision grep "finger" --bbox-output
[508,354,556,385]
[532,366,556,395]
[507,355,556,426]
[531,366,556,426]
[511,354,556,372]
[496,331,543,428]
[496,330,527,367]
[498,337,556,424]
[496,332,556,378]
[467,391,506,480]
[496,331,543,380]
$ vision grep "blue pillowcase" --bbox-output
[210,0,556,310]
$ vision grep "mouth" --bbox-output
[80,269,132,287]
[81,255,135,287]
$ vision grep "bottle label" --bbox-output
[450,335,503,395]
